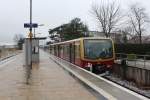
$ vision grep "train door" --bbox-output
[64,44,70,61]
[72,42,75,63]
[75,41,81,66]
[54,45,56,56]
[60,45,63,58]
[55,45,59,57]
[55,45,58,57]
[69,43,72,62]
[70,42,75,63]
[58,45,60,57]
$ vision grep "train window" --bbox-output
[84,39,113,59]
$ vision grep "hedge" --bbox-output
[115,44,150,55]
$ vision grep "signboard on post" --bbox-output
[24,23,38,28]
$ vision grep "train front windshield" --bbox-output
[84,39,113,60]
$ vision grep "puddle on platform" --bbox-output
[24,63,40,85]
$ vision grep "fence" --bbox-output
[115,53,150,70]
[114,53,150,87]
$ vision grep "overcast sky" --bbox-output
[0,0,150,44]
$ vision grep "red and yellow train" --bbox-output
[50,37,115,73]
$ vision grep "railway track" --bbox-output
[101,73,150,99]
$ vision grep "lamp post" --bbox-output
[29,0,33,69]
[29,0,32,35]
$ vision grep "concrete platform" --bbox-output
[0,51,98,100]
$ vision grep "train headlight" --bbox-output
[107,65,111,68]
[87,63,92,68]
[84,63,93,72]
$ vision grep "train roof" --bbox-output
[50,37,112,45]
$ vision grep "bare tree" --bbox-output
[128,4,149,44]
[13,34,24,49]
[13,34,24,43]
[91,1,122,37]
[121,26,134,42]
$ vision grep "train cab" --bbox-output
[50,37,115,74]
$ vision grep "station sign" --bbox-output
[24,23,38,28]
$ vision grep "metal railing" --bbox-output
[115,53,150,70]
